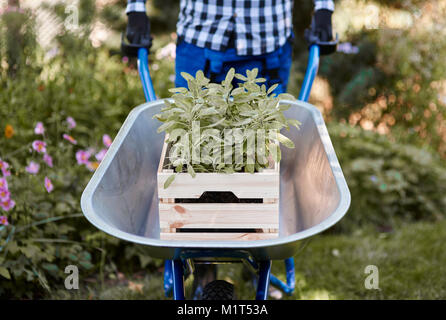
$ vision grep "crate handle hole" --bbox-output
[175,191,263,203]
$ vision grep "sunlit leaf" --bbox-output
[163,175,176,189]
[276,133,295,148]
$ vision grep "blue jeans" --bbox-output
[175,38,293,94]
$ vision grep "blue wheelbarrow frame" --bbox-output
[135,44,327,300]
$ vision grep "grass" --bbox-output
[47,220,446,300]
[280,220,446,299]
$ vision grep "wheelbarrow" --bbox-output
[80,40,350,300]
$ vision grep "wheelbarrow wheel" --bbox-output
[202,280,235,300]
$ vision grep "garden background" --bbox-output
[0,0,445,299]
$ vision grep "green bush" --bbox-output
[330,123,446,232]
[318,30,382,118]
[0,13,165,297]
[319,1,446,157]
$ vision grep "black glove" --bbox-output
[126,12,152,48]
[313,9,333,42]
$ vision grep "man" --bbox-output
[126,0,334,94]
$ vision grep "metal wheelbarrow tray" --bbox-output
[80,98,351,261]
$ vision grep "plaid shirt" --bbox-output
[126,0,334,56]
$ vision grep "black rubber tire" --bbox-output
[202,280,235,300]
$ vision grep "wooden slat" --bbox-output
[159,203,279,230]
[158,172,279,199]
[157,135,280,199]
[160,232,279,241]
[261,228,279,233]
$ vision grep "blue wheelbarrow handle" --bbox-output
[138,48,157,102]
[298,44,320,102]
[136,45,321,299]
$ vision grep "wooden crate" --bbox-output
[157,137,279,241]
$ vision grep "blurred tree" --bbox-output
[0,1,36,77]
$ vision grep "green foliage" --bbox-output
[99,3,127,33]
[374,27,446,154]
[78,0,97,25]
[280,220,446,299]
[330,123,446,231]
[318,31,382,118]
[0,13,163,298]
[49,0,96,26]
[154,69,299,185]
[319,2,446,157]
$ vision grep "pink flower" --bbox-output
[76,150,91,165]
[0,160,9,172]
[0,198,15,212]
[2,169,11,177]
[0,215,8,226]
[66,116,76,129]
[0,160,10,177]
[25,161,40,174]
[0,178,8,190]
[0,160,11,177]
[122,56,129,64]
[103,134,112,148]
[44,176,54,193]
[86,161,100,172]
[0,188,10,201]
[95,149,107,162]
[32,140,47,153]
[63,134,77,145]
[34,122,45,135]
[43,154,53,168]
